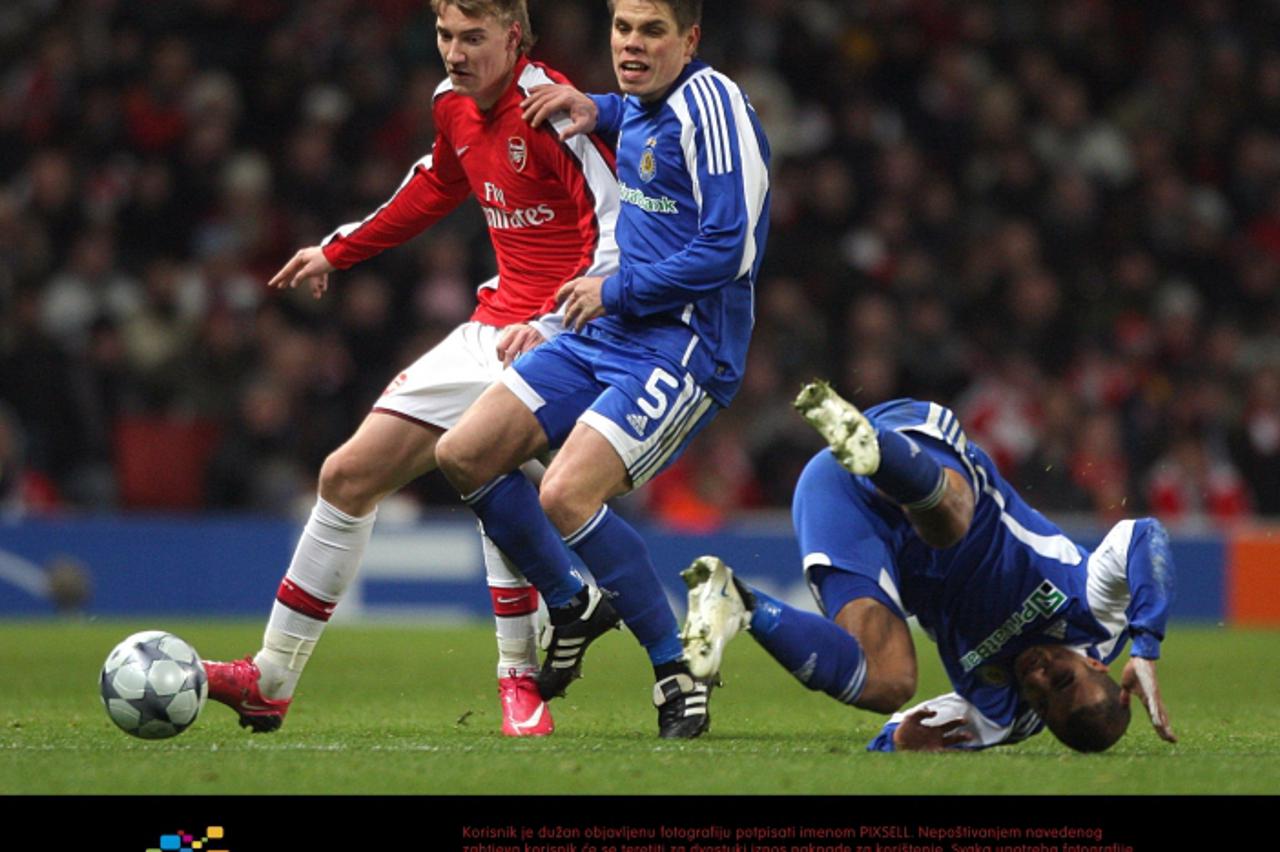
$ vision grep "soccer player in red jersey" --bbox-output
[203,0,619,738]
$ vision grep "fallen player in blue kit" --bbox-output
[681,382,1177,751]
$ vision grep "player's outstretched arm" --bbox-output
[1120,657,1177,743]
[268,246,336,300]
[521,85,598,139]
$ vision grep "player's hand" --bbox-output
[1120,657,1177,743]
[556,276,606,331]
[522,85,598,139]
[268,246,336,300]
[891,707,973,751]
[497,323,547,367]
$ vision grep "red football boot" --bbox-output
[204,656,292,733]
[498,670,554,736]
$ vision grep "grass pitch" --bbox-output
[1,620,1278,795]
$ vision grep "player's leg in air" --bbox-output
[682,382,974,713]
[203,324,551,735]
[436,348,719,738]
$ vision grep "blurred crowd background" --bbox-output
[3,0,1280,530]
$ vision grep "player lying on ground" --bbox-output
[682,382,1177,752]
[434,0,771,738]
[202,0,620,738]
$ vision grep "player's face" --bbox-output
[1014,644,1111,729]
[436,4,520,110]
[610,0,700,103]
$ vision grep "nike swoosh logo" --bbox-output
[239,701,281,713]
[456,146,470,157]
[497,595,527,605]
[510,702,545,731]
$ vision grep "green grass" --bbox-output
[1,620,1277,795]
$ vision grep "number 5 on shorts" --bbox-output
[638,368,679,419]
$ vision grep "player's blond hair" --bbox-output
[431,0,536,54]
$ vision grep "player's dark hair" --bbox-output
[607,0,703,32]
[1055,672,1131,753]
[431,0,536,54]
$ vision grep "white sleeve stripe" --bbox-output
[703,76,734,174]
[324,153,433,246]
[686,79,721,175]
[696,76,729,174]
[668,92,703,209]
[926,403,943,433]
[997,509,1084,566]
[689,74,733,175]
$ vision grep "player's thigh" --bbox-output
[832,596,917,710]
[832,598,916,675]
[374,322,507,432]
[437,381,551,488]
[794,451,907,618]
[576,363,720,491]
[538,423,632,526]
[323,410,443,494]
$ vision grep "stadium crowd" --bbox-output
[3,0,1280,527]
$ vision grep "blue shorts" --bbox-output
[502,333,720,488]
[795,438,970,623]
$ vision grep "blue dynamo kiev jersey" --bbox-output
[587,60,771,407]
[861,399,1173,732]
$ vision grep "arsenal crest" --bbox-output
[508,136,528,172]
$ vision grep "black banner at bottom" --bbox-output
[52,794,1275,851]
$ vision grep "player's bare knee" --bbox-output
[855,647,917,713]
[435,430,487,494]
[318,448,377,515]
[858,670,916,714]
[538,472,592,534]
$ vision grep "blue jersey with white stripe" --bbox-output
[859,399,1173,731]
[587,60,771,407]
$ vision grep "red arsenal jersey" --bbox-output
[322,57,619,327]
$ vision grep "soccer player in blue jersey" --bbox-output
[434,0,770,738]
[682,381,1178,752]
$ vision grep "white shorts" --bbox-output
[372,321,505,430]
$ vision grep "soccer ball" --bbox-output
[99,631,208,739]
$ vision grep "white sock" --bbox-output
[255,497,376,699]
[483,532,541,679]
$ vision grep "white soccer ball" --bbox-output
[99,631,209,739]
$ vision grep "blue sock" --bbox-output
[870,426,946,510]
[463,473,584,608]
[566,506,685,667]
[747,587,867,705]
